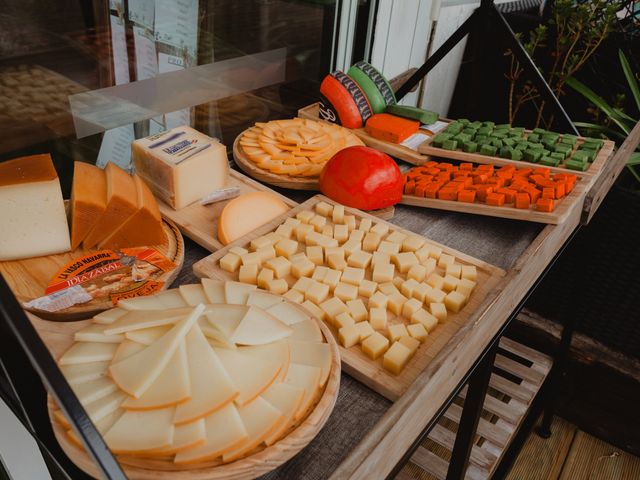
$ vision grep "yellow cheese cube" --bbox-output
[333,224,349,243]
[289,252,306,263]
[369,307,388,330]
[322,268,342,290]
[257,268,274,288]
[312,266,329,281]
[341,267,365,286]
[295,223,314,242]
[412,283,432,302]
[355,321,375,341]
[442,275,460,292]
[370,222,389,236]
[411,309,438,332]
[438,253,455,268]
[264,256,292,279]
[238,264,259,285]
[274,238,299,258]
[415,245,434,262]
[372,263,395,283]
[358,217,372,232]
[322,225,333,238]
[400,278,420,298]
[446,264,462,279]
[283,289,304,304]
[393,252,419,273]
[296,210,315,223]
[378,282,400,296]
[461,265,478,281]
[325,246,345,259]
[301,300,325,321]
[399,335,420,355]
[407,264,427,282]
[319,297,348,323]
[387,293,408,316]
[229,246,248,256]
[250,235,273,251]
[291,258,315,279]
[371,251,391,268]
[426,273,445,290]
[369,291,389,309]
[362,232,382,252]
[385,231,407,244]
[334,282,358,302]
[267,278,288,294]
[347,299,368,322]
[346,250,372,269]
[309,214,327,232]
[383,342,412,375]
[332,204,345,224]
[393,276,404,289]
[343,239,362,257]
[305,281,330,304]
[284,217,301,226]
[402,234,426,253]
[430,302,447,322]
[456,278,476,301]
[338,324,360,348]
[402,298,423,319]
[256,245,276,262]
[407,323,428,342]
[358,279,378,298]
[220,252,242,272]
[274,224,294,239]
[344,215,356,231]
[241,251,262,266]
[378,240,401,254]
[445,291,467,313]
[306,245,324,265]
[292,276,314,292]
[327,253,347,271]
[387,323,409,342]
[422,258,437,276]
[425,288,446,304]
[361,332,390,359]
[315,201,333,217]
[349,230,365,242]
[335,312,356,329]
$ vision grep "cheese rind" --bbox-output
[69,161,107,249]
[103,407,175,454]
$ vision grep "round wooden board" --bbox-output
[0,218,184,321]
[47,301,341,480]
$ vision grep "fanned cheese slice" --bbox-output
[122,341,190,410]
[103,408,175,454]
[112,339,146,363]
[246,291,283,309]
[84,391,127,424]
[221,396,285,463]
[214,347,281,406]
[230,307,292,345]
[287,340,332,387]
[204,304,248,338]
[266,302,310,326]
[179,284,208,306]
[60,361,109,385]
[104,307,194,335]
[71,377,118,405]
[224,281,257,305]
[73,323,124,343]
[149,419,206,456]
[92,308,126,325]
[201,278,225,303]
[59,342,118,365]
[174,403,248,465]
[199,318,236,350]
[262,383,305,445]
[109,305,203,398]
[125,325,172,345]
[289,319,323,342]
[239,341,290,381]
[174,326,238,425]
[67,408,124,448]
[118,289,188,310]
[284,363,322,420]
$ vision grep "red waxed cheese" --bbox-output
[320,74,369,129]
[319,146,403,210]
[364,113,420,143]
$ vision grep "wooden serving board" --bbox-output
[193,195,506,401]
[0,219,184,321]
[34,299,341,480]
[158,169,298,253]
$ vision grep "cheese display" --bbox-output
[237,118,363,179]
[209,198,480,375]
[319,72,372,129]
[52,280,335,468]
[0,154,70,260]
[347,61,397,112]
[132,126,229,209]
[69,162,107,250]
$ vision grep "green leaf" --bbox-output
[613,108,637,123]
[619,49,640,113]
[628,151,640,166]
[573,122,626,141]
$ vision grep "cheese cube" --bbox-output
[295,224,314,242]
[369,307,388,330]
[378,282,400,296]
[256,245,276,262]
[400,278,420,298]
[241,251,263,267]
[430,302,447,322]
[313,233,338,248]
[264,256,292,279]
[342,267,365,286]
[362,232,382,252]
[315,201,333,217]
[407,264,427,282]
[325,246,345,259]
[446,264,462,279]
[306,245,324,265]
[292,277,314,292]
[347,250,372,269]
[332,204,345,224]
[385,231,407,244]
[445,291,467,313]
[321,225,333,238]
[305,281,330,304]
[393,252,419,273]
[407,323,428,342]
[422,258,437,276]
[339,324,360,348]
[357,217,371,232]
[393,276,404,289]
[399,335,420,355]
[291,258,315,278]
[266,231,284,243]
[334,282,358,302]
[220,253,242,272]
[319,297,348,323]
[461,265,477,281]
[309,214,327,232]
[442,275,460,292]
[388,323,409,342]
[378,240,401,254]
[370,222,389,236]
[355,321,375,341]
[301,300,325,321]
[285,217,301,226]
[349,230,365,242]
[361,332,390,359]
[411,309,438,332]
[402,235,425,253]
[274,224,294,239]
[250,236,271,251]
[289,252,307,263]
[343,239,362,257]
[358,280,378,298]
[257,268,274,288]
[322,269,342,289]
[275,238,299,258]
[312,266,329,281]
[347,299,368,322]
[238,264,259,284]
[457,278,476,298]
[402,298,423,319]
[372,263,395,283]
[344,215,357,231]
[296,210,315,223]
[335,312,356,329]
[438,253,456,268]
[415,245,435,262]
[283,289,304,304]
[388,293,408,316]
[383,342,412,375]
[371,251,391,268]
[229,246,248,256]
[267,278,288,294]
[412,283,432,302]
[333,224,349,243]
[426,273,445,290]
[425,288,446,304]
[327,254,347,271]
[369,292,389,309]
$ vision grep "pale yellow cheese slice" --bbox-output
[60,361,109,385]
[111,339,146,363]
[104,306,195,335]
[73,323,124,343]
[246,291,283,309]
[109,305,203,398]
[84,391,127,424]
[173,326,238,425]
[103,408,175,455]
[122,341,190,410]
[201,278,225,303]
[174,403,248,465]
[266,302,310,325]
[289,319,323,343]
[262,382,305,445]
[221,396,285,463]
[204,304,248,338]
[92,308,126,325]
[230,306,293,345]
[149,418,206,456]
[179,284,208,306]
[66,408,125,448]
[58,342,118,365]
[284,363,322,420]
[224,281,257,305]
[214,347,281,406]
[71,377,118,405]
[117,289,188,310]
[238,341,291,382]
[199,318,236,350]
[124,325,172,345]
[287,340,332,387]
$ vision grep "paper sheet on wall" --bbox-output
[96,125,135,171]
[110,15,130,85]
[158,53,191,128]
[128,0,155,30]
[154,0,198,57]
[132,26,165,134]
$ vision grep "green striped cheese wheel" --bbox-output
[346,67,387,114]
[349,61,396,108]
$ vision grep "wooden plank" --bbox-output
[488,373,536,405]
[457,387,526,426]
[427,424,495,471]
[192,194,505,401]
[494,354,546,386]
[443,403,512,448]
[499,336,553,370]
[410,446,449,480]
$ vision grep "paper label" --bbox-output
[24,286,93,313]
[144,128,210,164]
[401,132,431,151]
[154,0,198,57]
[96,125,135,171]
[128,0,155,30]
[421,120,449,135]
[158,53,191,128]
[133,26,158,81]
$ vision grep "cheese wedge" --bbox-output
[289,319,323,342]
[103,407,175,454]
[117,289,188,310]
[71,377,118,405]
[214,347,281,406]
[82,163,138,249]
[149,419,206,456]
[104,307,194,335]
[198,318,236,350]
[178,284,208,306]
[238,341,290,381]
[173,326,238,425]
[201,278,225,303]
[124,325,172,345]
[98,174,165,249]
[262,382,305,445]
[73,323,124,343]
[109,305,203,398]
[122,341,190,410]
[224,281,257,305]
[221,396,285,463]
[84,391,127,424]
[67,408,124,448]
[69,161,107,250]
[287,340,332,387]
[92,308,126,325]
[266,302,311,326]
[58,342,118,365]
[284,363,322,420]
[60,361,109,385]
[112,339,146,363]
[204,304,248,338]
[230,306,292,345]
[174,403,248,465]
[246,291,284,309]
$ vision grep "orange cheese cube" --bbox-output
[364,113,420,144]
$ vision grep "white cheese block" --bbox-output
[266,302,311,326]
[73,323,124,343]
[173,326,238,425]
[178,284,208,306]
[92,308,126,325]
[201,278,225,303]
[150,419,206,456]
[103,407,175,454]
[112,339,146,363]
[84,391,127,424]
[58,342,118,365]
[104,307,194,335]
[287,340,332,387]
[262,382,305,445]
[60,361,109,385]
[204,304,248,338]
[246,291,284,309]
[117,289,188,310]
[230,307,293,345]
[71,377,118,405]
[224,281,257,305]
[289,319,323,343]
[109,305,203,398]
[283,363,321,420]
[124,325,172,345]
[238,341,291,382]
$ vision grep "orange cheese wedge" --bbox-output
[69,162,107,250]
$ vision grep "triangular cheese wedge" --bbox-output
[262,382,305,445]
[221,396,285,463]
[173,326,238,425]
[179,284,208,306]
[230,306,292,345]
[148,419,206,456]
[112,339,146,363]
[224,281,257,304]
[103,408,175,455]
[284,363,322,420]
[125,325,172,345]
[67,408,125,448]
[92,308,126,325]
[287,340,332,387]
[238,341,290,382]
[289,318,323,342]
[104,307,194,335]
[174,403,248,465]
[214,347,281,406]
[199,317,236,349]
[71,377,118,405]
[73,323,124,343]
[201,278,225,303]
[60,361,109,385]
[246,291,283,309]
[266,302,310,325]
[109,305,203,398]
[58,342,118,365]
[117,289,188,310]
[69,162,107,250]
[84,391,127,424]
[122,341,190,410]
[204,304,248,338]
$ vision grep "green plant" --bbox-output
[567,49,640,184]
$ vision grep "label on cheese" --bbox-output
[144,129,213,165]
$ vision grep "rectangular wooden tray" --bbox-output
[158,169,299,252]
[192,194,505,400]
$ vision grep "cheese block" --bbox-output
[262,382,305,445]
[173,326,238,425]
[178,283,208,306]
[150,419,206,456]
[319,72,372,129]
[117,289,188,310]
[230,306,292,345]
[73,323,124,343]
[132,126,229,210]
[201,278,225,303]
[104,306,194,335]
[124,325,172,345]
[218,192,290,245]
[82,163,138,249]
[365,113,420,144]
[60,361,110,385]
[287,340,332,387]
[58,342,118,365]
[0,154,70,260]
[103,407,175,454]
[283,363,322,420]
[97,175,165,249]
[109,305,203,397]
[69,161,107,249]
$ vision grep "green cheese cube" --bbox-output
[528,142,544,150]
[500,146,513,158]
[555,144,572,156]
[565,159,589,171]
[462,141,478,153]
[532,128,546,135]
[442,139,458,150]
[539,156,560,167]
[560,136,577,146]
[477,126,492,136]
[462,127,477,136]
[515,142,528,151]
[511,149,523,161]
[524,149,542,163]
[474,134,488,144]
[571,151,589,164]
[550,152,565,161]
[470,121,483,129]
[432,134,451,148]
[483,121,495,127]
[492,131,507,139]
[458,118,470,125]
[527,133,540,143]
[495,123,511,129]
[503,138,515,147]
[454,133,471,143]
[480,144,498,156]
[491,138,503,148]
